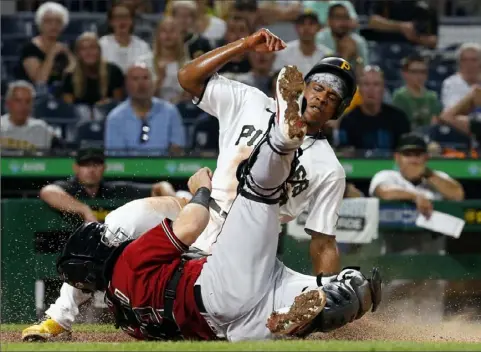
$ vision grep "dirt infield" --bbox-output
[3,317,480,343]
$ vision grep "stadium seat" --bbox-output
[190,113,219,152]
[75,120,105,148]
[428,123,472,151]
[1,16,34,38]
[35,96,80,140]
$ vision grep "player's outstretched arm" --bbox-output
[178,29,286,98]
[172,168,213,246]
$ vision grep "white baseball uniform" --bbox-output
[192,73,346,252]
[45,74,345,331]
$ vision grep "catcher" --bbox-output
[55,66,381,341]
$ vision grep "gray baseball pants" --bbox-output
[196,121,320,341]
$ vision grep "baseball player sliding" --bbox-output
[54,62,381,341]
[23,28,368,341]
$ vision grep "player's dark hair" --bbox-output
[328,4,348,19]
[401,53,427,71]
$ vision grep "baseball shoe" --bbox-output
[266,288,327,337]
[275,65,306,143]
[22,317,72,342]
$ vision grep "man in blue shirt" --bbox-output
[105,63,186,155]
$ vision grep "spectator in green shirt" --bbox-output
[392,54,442,130]
[315,2,368,75]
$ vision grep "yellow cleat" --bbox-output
[22,318,72,342]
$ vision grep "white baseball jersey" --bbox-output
[369,170,452,200]
[194,74,345,237]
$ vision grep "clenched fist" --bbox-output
[244,28,287,53]
[188,167,213,194]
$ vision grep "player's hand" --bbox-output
[245,28,287,53]
[415,195,433,219]
[50,42,69,56]
[188,167,213,194]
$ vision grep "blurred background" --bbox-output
[1,0,481,326]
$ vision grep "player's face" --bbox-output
[295,18,320,42]
[40,12,64,39]
[110,5,133,35]
[302,81,341,130]
[76,38,101,66]
[74,162,105,187]
[359,71,384,107]
[6,87,33,124]
[126,66,153,100]
[403,61,428,89]
[172,7,196,35]
[328,6,351,38]
[395,150,427,180]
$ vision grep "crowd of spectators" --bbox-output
[1,0,481,159]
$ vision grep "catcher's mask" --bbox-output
[56,222,114,293]
[303,57,357,120]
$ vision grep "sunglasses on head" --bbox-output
[363,65,383,73]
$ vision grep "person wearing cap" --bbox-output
[369,133,464,220]
[368,132,463,322]
[273,11,332,76]
[316,2,368,74]
[39,148,180,222]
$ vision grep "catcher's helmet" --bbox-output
[57,222,113,293]
[304,57,357,120]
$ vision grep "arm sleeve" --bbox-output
[169,106,186,147]
[104,199,167,242]
[193,73,251,131]
[305,178,346,236]
[20,43,41,61]
[368,171,393,196]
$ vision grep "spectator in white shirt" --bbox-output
[99,2,151,73]
[274,12,331,76]
[139,16,187,104]
[195,0,227,46]
[1,81,61,151]
[441,43,481,109]
[369,133,464,322]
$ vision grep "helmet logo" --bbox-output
[340,61,351,71]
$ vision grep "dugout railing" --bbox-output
[1,199,481,323]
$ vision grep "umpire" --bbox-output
[39,147,176,222]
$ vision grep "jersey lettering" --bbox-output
[235,125,264,146]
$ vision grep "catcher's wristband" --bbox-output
[190,187,211,210]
